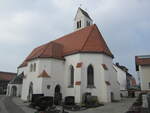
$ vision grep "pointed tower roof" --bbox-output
[78,8,92,20]
[19,24,113,68]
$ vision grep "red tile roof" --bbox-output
[0,71,16,81]
[19,24,113,68]
[136,56,150,65]
[135,55,150,71]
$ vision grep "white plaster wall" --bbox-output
[41,58,65,97]
[21,75,43,100]
[103,55,120,101]
[64,53,108,103]
[139,65,150,90]
[113,65,127,90]
[20,53,120,103]
[80,53,108,103]
[64,53,120,103]
[64,54,81,102]
[109,69,121,101]
[42,78,54,96]
[21,58,65,101]
[21,59,43,100]
[7,84,11,96]
[50,59,65,95]
[7,84,22,97]
[17,85,22,97]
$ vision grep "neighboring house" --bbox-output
[0,71,16,94]
[113,63,128,97]
[7,72,23,96]
[114,62,137,97]
[7,8,120,103]
[126,72,136,89]
[126,72,137,97]
[135,55,150,91]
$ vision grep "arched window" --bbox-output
[28,82,33,101]
[30,64,33,72]
[77,20,81,28]
[33,63,36,72]
[87,65,94,87]
[69,65,74,87]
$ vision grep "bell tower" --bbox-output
[74,8,93,31]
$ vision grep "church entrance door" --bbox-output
[11,86,17,96]
[111,92,114,102]
[54,85,62,105]
[28,82,33,101]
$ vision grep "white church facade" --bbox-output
[7,8,120,103]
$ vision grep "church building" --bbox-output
[7,8,120,103]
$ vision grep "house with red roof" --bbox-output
[0,71,16,94]
[114,63,137,97]
[136,55,150,91]
[7,8,120,103]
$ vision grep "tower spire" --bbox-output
[74,8,93,31]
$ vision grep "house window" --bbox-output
[69,65,74,88]
[87,65,94,88]
[77,20,81,28]
[149,82,150,89]
[86,21,90,26]
[30,64,33,72]
[33,63,36,72]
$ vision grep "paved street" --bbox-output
[0,95,35,113]
[0,95,135,113]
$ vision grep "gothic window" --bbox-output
[77,20,81,28]
[87,65,94,88]
[30,64,33,72]
[33,63,36,72]
[69,65,74,87]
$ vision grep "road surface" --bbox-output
[0,95,26,113]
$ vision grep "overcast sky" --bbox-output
[0,0,150,81]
